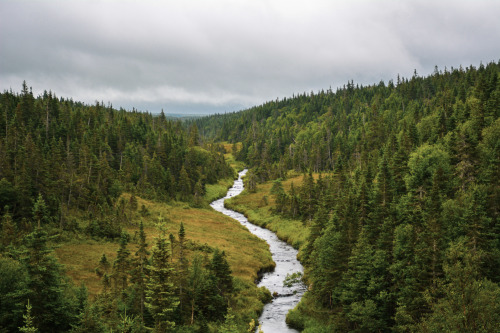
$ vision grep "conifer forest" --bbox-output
[1,61,499,332]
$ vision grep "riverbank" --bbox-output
[223,173,335,331]
[211,170,306,332]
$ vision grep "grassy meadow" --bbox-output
[54,172,275,324]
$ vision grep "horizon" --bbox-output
[6,60,496,116]
[2,0,499,115]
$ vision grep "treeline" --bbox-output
[0,82,233,238]
[197,62,500,331]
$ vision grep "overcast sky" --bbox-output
[1,0,499,115]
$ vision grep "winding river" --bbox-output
[210,169,306,332]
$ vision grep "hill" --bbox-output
[196,61,500,331]
[0,85,271,332]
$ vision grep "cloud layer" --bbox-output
[1,0,499,114]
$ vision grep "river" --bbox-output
[210,169,306,333]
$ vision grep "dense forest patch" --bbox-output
[197,62,500,332]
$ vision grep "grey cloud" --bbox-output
[1,0,499,114]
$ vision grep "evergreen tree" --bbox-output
[21,229,77,332]
[209,249,233,298]
[19,300,38,333]
[145,235,179,332]
[390,223,423,332]
[177,222,188,319]
[112,232,131,295]
[309,218,349,309]
[419,239,500,332]
[32,193,50,229]
[130,221,149,321]
[0,256,29,331]
[178,166,192,201]
[340,229,392,331]
[218,307,238,333]
[185,254,213,325]
[299,172,317,223]
[1,207,16,248]
[95,253,111,278]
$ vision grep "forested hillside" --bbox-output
[0,84,271,332]
[1,60,499,332]
[0,82,233,225]
[196,62,500,331]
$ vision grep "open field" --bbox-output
[55,190,274,298]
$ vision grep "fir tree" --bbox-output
[112,232,131,294]
[21,229,76,332]
[32,193,49,229]
[97,253,111,277]
[19,299,38,333]
[145,235,179,332]
[210,249,233,297]
[130,221,149,321]
[177,222,188,318]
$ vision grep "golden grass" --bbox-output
[56,192,273,298]
[55,241,118,296]
[219,141,245,171]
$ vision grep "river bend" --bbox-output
[210,169,306,332]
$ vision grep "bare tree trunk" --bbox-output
[191,301,195,325]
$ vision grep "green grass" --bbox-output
[204,177,235,203]
[224,173,311,252]
[286,291,333,332]
[56,195,274,291]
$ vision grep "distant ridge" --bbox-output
[162,113,204,120]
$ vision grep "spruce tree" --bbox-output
[112,232,131,295]
[95,253,111,278]
[309,217,349,309]
[32,193,49,229]
[130,221,149,321]
[177,222,188,319]
[0,207,16,248]
[186,254,211,325]
[145,235,179,332]
[0,256,29,331]
[340,228,391,331]
[178,166,192,201]
[419,239,500,332]
[21,229,76,332]
[209,249,233,297]
[19,300,38,333]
